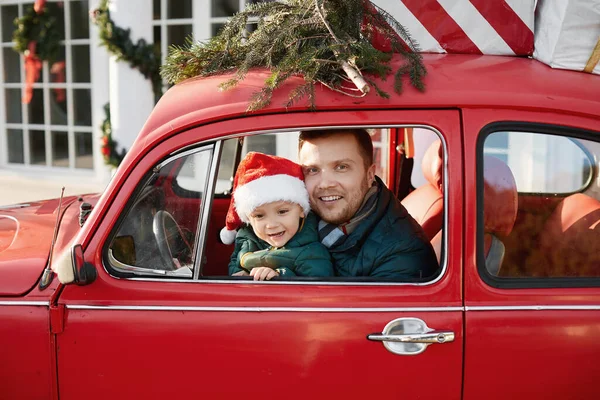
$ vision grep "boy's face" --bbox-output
[247,201,304,247]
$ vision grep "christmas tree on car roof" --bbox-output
[160,0,426,111]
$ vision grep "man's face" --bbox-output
[299,132,375,225]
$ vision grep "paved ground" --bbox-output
[0,172,107,206]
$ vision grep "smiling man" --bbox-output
[298,129,438,279]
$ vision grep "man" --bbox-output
[298,128,439,279]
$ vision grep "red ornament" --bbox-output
[34,0,47,14]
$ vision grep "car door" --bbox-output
[56,110,464,399]
[462,108,600,399]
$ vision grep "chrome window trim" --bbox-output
[109,123,449,287]
[66,305,463,312]
[0,301,49,307]
[194,140,222,280]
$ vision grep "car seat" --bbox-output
[536,193,600,277]
[401,139,444,240]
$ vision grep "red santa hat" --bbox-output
[220,152,310,245]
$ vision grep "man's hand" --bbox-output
[232,270,249,276]
[250,267,280,281]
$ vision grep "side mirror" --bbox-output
[71,244,97,285]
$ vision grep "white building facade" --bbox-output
[0,0,258,192]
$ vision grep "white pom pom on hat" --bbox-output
[220,152,310,245]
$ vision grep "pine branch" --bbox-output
[161,0,427,111]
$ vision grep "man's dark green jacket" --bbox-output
[228,212,333,277]
[328,177,439,279]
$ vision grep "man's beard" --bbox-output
[312,178,371,225]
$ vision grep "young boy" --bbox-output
[220,152,333,281]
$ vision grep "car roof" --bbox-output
[138,53,600,144]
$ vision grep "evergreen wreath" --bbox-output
[100,103,126,169]
[13,0,62,104]
[91,0,162,98]
[13,1,60,61]
[161,0,426,111]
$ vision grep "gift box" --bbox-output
[371,0,535,56]
[533,0,600,75]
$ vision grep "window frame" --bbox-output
[103,142,218,280]
[476,121,600,289]
[103,123,450,286]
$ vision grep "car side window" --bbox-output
[480,128,600,281]
[202,127,445,282]
[106,147,212,278]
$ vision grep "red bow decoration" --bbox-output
[50,61,66,102]
[23,42,42,104]
[33,0,47,14]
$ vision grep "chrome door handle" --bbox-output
[367,331,454,344]
[368,318,455,355]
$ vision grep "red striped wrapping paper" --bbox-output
[371,0,535,56]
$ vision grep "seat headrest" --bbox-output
[484,156,518,237]
[422,139,443,191]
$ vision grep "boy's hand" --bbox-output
[250,267,279,281]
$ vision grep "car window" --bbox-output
[202,127,444,282]
[106,146,212,278]
[484,131,594,194]
[479,128,600,282]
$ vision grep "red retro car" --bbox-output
[1,54,599,399]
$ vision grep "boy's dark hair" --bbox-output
[298,128,374,168]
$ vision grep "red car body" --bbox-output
[1,54,599,399]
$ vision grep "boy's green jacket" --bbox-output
[228,212,334,277]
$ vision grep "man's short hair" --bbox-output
[298,128,374,168]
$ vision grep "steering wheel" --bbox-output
[152,210,193,271]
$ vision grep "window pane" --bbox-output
[153,0,161,19]
[51,131,69,167]
[50,87,68,125]
[212,0,238,17]
[484,131,593,194]
[1,5,18,43]
[47,2,66,41]
[70,0,89,39]
[75,131,93,169]
[153,25,161,55]
[167,0,192,19]
[481,130,600,280]
[7,129,24,164]
[5,89,22,123]
[108,148,212,275]
[167,24,192,47]
[28,89,45,125]
[73,89,92,126]
[211,23,225,37]
[71,45,90,82]
[3,48,21,82]
[29,130,46,165]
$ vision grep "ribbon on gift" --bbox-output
[584,37,600,74]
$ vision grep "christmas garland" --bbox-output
[162,0,426,111]
[91,0,163,168]
[100,103,126,168]
[91,0,162,98]
[12,0,61,103]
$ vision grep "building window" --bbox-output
[153,0,193,95]
[0,0,93,170]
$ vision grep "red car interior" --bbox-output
[482,156,518,275]
[401,139,444,241]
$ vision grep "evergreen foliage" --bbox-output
[92,0,162,98]
[161,0,426,111]
[13,3,61,62]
